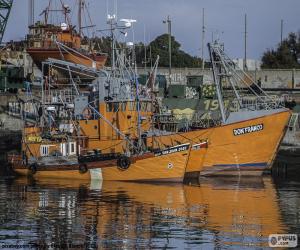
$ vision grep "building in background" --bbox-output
[233,58,261,71]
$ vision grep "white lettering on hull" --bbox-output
[155,143,190,157]
[233,124,264,136]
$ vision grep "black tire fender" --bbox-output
[117,156,131,171]
[79,163,88,174]
[28,163,38,175]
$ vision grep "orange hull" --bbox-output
[27,48,107,70]
[146,110,291,177]
[78,110,290,178]
[12,143,192,182]
[100,147,190,182]
[13,168,93,180]
[15,110,290,181]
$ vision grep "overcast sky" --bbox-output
[4,0,300,60]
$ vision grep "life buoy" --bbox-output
[79,163,88,174]
[82,108,92,119]
[28,163,38,175]
[117,156,131,171]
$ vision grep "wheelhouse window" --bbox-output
[147,102,152,112]
[129,102,135,111]
[113,102,119,112]
[121,102,127,111]
[106,102,120,112]
[140,102,148,112]
[40,145,49,156]
[69,142,76,155]
[106,103,113,112]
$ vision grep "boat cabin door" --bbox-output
[60,143,67,156]
[60,142,77,156]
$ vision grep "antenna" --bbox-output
[244,13,247,71]
[163,16,172,88]
[114,0,117,19]
[78,0,83,36]
[28,0,35,27]
[280,19,283,45]
[201,8,205,71]
[144,24,147,71]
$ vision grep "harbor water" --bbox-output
[0,161,299,249]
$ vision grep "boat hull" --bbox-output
[27,48,107,70]
[13,110,290,180]
[13,168,94,180]
[12,144,191,182]
[201,110,290,176]
[101,150,189,182]
[148,110,291,177]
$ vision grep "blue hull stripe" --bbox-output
[213,162,268,168]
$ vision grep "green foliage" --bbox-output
[144,34,202,68]
[88,34,203,68]
[261,32,300,69]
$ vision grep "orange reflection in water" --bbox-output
[11,176,286,248]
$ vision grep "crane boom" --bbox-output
[0,0,13,44]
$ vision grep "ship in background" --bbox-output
[26,0,107,71]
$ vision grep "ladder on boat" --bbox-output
[288,113,299,131]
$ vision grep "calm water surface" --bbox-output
[0,170,299,249]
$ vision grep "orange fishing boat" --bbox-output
[8,38,290,181]
[27,1,107,70]
[10,129,193,182]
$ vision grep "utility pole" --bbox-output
[280,19,283,45]
[78,0,84,36]
[144,24,147,72]
[163,16,172,86]
[243,14,247,71]
[28,0,34,27]
[201,8,205,71]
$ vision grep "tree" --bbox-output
[83,34,203,68]
[142,34,202,68]
[261,32,300,69]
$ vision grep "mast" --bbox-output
[280,19,283,45]
[243,14,247,71]
[78,0,83,36]
[44,0,52,24]
[201,8,205,71]
[208,43,226,123]
[144,24,147,72]
[28,0,34,27]
[163,16,172,88]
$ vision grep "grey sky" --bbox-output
[4,0,300,60]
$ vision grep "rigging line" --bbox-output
[220,54,260,97]
[214,47,242,108]
[174,130,211,144]
[85,1,96,36]
[213,47,261,98]
[222,49,271,99]
[55,41,79,95]
[226,66,262,99]
[56,40,96,63]
[83,7,90,38]
[44,62,103,78]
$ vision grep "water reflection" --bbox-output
[0,176,291,249]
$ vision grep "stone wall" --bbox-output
[138,68,300,89]
[0,94,24,131]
